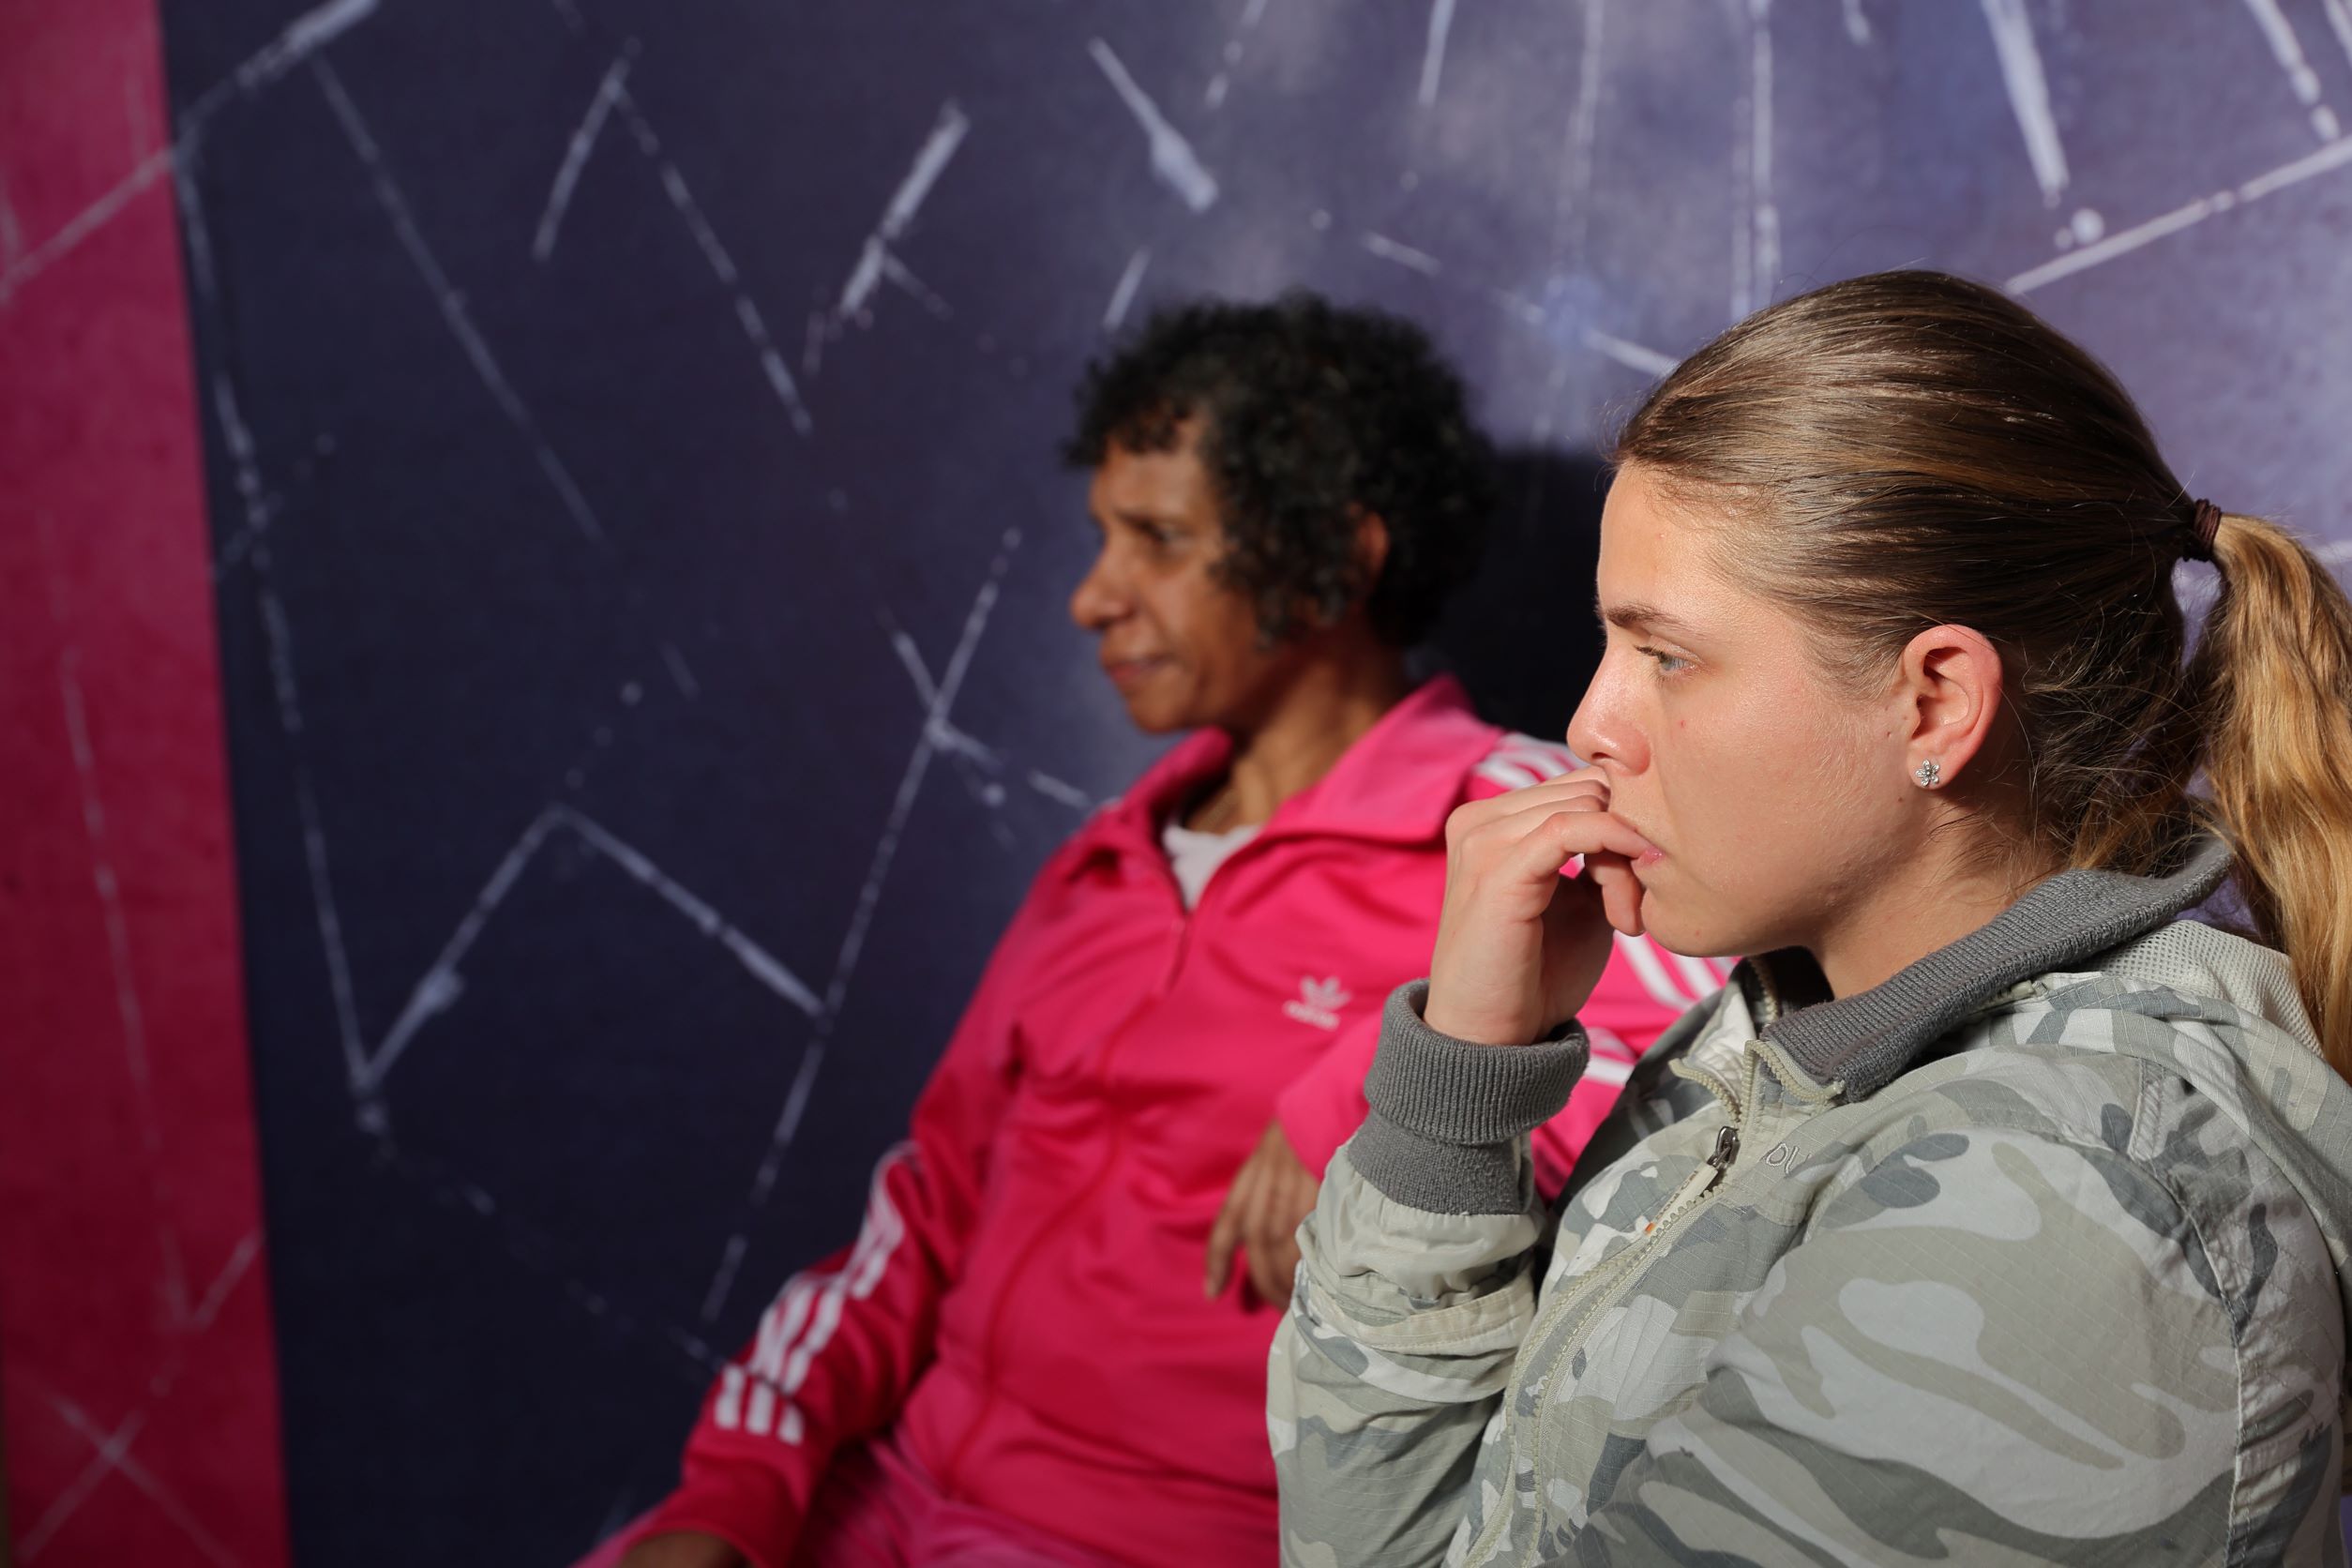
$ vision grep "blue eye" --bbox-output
[1639,646,1692,675]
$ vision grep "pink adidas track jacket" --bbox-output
[631,677,1713,1566]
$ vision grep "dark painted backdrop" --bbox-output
[150,0,2352,1560]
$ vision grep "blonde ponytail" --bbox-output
[2194,513,2352,1076]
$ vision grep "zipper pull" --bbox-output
[1701,1123,1741,1192]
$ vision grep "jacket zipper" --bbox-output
[1555,1051,1757,1372]
[934,836,1249,1494]
[1498,988,1782,1484]
[1477,982,1787,1560]
[1464,1051,1755,1562]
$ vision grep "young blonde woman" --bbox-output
[1273,270,2352,1566]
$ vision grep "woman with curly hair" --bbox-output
[615,295,1694,1568]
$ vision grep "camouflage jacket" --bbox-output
[1273,840,2352,1565]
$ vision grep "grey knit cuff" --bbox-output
[1348,981,1591,1215]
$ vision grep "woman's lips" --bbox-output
[1104,656,1167,691]
[1606,809,1666,867]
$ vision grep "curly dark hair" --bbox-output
[1063,292,1497,647]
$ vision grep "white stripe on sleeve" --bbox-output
[746,1379,777,1439]
[1586,1024,1638,1064]
[1615,932,1700,1011]
[1474,759,1542,792]
[1488,734,1580,779]
[716,1142,916,1441]
[715,1365,746,1430]
[1580,1054,1635,1088]
[1669,951,1726,1003]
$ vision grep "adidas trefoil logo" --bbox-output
[1283,974,1352,1031]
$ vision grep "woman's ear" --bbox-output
[1303,509,1392,630]
[1896,624,2004,790]
[1351,508,1392,593]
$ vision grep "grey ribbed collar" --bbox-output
[1756,835,2233,1100]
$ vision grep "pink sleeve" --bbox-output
[626,871,1055,1566]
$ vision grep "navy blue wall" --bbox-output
[158,0,2352,1560]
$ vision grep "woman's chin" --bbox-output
[1117,691,1189,735]
[1633,898,1716,959]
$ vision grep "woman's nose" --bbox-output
[1069,551,1125,630]
[1567,656,1648,774]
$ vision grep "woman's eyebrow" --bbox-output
[1598,599,1697,636]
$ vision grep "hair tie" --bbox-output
[2184,499,2223,563]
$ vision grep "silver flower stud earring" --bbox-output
[1914,759,1943,790]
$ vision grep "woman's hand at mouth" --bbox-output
[1425,769,1658,1047]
